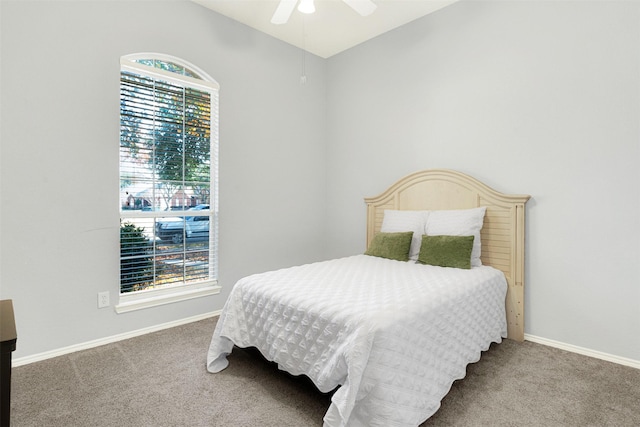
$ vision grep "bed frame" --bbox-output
[365,169,530,341]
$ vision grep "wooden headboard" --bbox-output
[364,169,530,341]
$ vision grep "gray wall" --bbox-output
[0,0,327,358]
[326,1,640,361]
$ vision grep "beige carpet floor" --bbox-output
[10,317,640,426]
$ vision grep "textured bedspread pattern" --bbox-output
[207,255,508,426]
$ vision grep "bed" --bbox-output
[207,169,530,426]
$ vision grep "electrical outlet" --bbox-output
[98,291,110,309]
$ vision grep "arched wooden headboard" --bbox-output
[364,169,531,341]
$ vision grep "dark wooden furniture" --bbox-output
[0,300,17,427]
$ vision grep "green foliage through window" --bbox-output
[120,222,154,293]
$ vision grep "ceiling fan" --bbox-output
[271,0,377,25]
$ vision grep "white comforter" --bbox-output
[207,255,507,426]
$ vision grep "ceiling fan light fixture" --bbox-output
[297,0,315,14]
[272,0,376,25]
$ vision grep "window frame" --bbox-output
[116,53,220,313]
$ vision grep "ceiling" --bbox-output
[192,0,459,58]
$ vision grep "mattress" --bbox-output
[207,254,508,426]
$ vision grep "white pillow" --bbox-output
[425,207,487,267]
[381,210,429,261]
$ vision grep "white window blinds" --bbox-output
[119,56,218,295]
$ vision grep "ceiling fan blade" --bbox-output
[271,0,298,24]
[342,0,377,17]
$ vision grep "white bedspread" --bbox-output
[207,255,507,426]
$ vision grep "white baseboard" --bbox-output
[14,316,638,371]
[524,334,640,370]
[13,310,221,367]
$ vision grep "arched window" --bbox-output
[118,54,219,311]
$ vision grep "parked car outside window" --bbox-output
[156,204,210,244]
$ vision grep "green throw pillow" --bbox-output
[417,235,475,269]
[364,231,413,262]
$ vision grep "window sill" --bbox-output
[115,282,221,314]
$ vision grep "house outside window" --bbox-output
[117,53,220,313]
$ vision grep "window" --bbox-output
[118,54,219,312]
